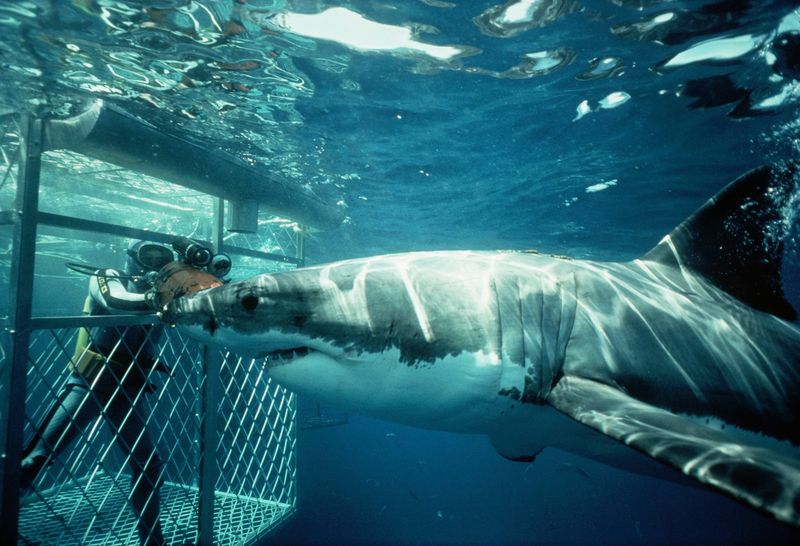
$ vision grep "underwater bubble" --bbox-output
[586,179,618,193]
[658,34,765,71]
[474,0,578,38]
[574,92,631,120]
[521,49,574,73]
[573,99,591,121]
[613,7,740,46]
[503,48,575,78]
[612,11,676,42]
[576,56,625,80]
[598,91,631,109]
[467,48,574,79]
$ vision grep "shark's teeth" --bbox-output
[267,347,310,365]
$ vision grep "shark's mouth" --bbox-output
[265,346,311,366]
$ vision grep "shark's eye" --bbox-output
[241,294,259,311]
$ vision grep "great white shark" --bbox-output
[166,164,800,526]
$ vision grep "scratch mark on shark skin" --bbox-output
[398,261,435,343]
[662,235,706,295]
[633,258,691,295]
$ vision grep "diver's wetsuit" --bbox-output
[20,269,166,546]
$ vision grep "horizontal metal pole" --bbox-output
[30,313,160,330]
[47,101,344,231]
[37,212,180,246]
[221,244,301,265]
[38,211,300,266]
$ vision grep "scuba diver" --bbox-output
[19,239,193,546]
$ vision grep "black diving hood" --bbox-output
[41,100,344,232]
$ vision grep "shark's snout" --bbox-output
[163,289,219,337]
[162,277,320,361]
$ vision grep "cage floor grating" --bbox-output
[18,473,294,546]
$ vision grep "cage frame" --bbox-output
[1,114,306,545]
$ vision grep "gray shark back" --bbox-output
[564,259,800,443]
[546,163,800,526]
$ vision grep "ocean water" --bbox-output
[2,0,800,544]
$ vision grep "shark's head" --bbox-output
[166,268,344,361]
[165,253,572,432]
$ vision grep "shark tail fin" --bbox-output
[643,162,799,321]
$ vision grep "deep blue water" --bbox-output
[3,1,800,544]
[267,415,800,546]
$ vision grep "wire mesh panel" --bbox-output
[224,214,300,260]
[19,324,202,546]
[17,324,297,546]
[0,114,19,211]
[214,352,297,546]
[0,222,12,447]
[0,114,19,317]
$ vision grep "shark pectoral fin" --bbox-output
[547,376,800,527]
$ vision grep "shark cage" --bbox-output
[0,104,344,545]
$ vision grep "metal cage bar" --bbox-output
[198,346,220,546]
[1,116,43,543]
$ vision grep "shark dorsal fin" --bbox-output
[643,163,798,321]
